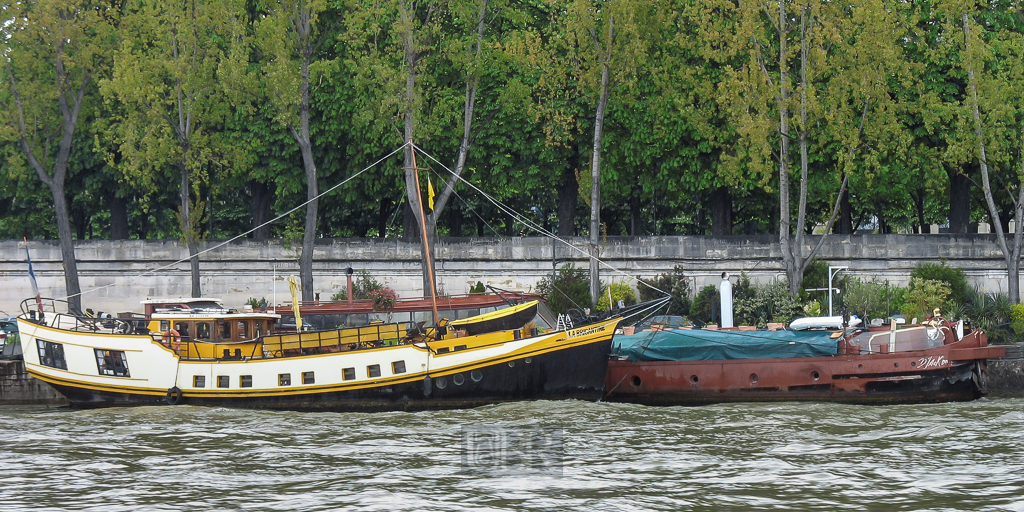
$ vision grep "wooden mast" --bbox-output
[409,141,440,326]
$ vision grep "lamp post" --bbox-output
[828,265,849,317]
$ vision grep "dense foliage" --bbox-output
[536,263,592,315]
[3,0,1024,245]
[638,266,691,316]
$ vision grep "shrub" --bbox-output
[841,278,899,322]
[691,285,718,324]
[903,277,951,320]
[369,286,398,312]
[469,281,486,294]
[638,266,692,316]
[1011,303,1024,337]
[331,270,384,301]
[596,282,637,311]
[911,262,969,306]
[800,259,849,301]
[536,263,592,315]
[734,280,804,326]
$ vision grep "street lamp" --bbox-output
[828,265,849,317]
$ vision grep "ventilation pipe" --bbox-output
[720,272,734,328]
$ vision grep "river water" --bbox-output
[2,398,1024,511]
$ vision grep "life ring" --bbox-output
[165,386,183,405]
[164,329,180,350]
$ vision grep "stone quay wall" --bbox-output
[0,234,1018,315]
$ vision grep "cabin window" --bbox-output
[94,349,130,377]
[159,320,170,332]
[238,322,248,339]
[254,322,263,337]
[367,364,381,378]
[436,347,450,354]
[342,368,356,381]
[175,322,190,338]
[392,361,406,374]
[302,371,315,384]
[217,375,230,388]
[194,375,206,388]
[279,373,291,386]
[454,345,467,351]
[197,322,211,340]
[37,340,67,370]
[219,321,232,340]
[240,375,253,388]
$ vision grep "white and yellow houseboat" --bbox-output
[16,297,620,411]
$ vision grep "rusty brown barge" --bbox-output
[604,321,1004,405]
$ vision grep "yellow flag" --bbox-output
[427,176,435,211]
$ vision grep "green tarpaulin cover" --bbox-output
[614,329,839,362]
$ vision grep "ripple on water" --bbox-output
[3,399,1024,511]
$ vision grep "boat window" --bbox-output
[342,368,356,381]
[160,320,170,331]
[240,375,253,388]
[392,361,406,374]
[279,373,291,386]
[37,340,67,370]
[219,321,232,340]
[197,322,211,340]
[454,345,467,351]
[217,375,229,388]
[367,364,381,378]
[302,371,315,384]
[238,322,248,339]
[175,323,190,338]
[254,321,263,337]
[94,349,130,377]
[194,375,206,388]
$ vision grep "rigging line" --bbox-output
[410,143,669,297]
[59,143,411,302]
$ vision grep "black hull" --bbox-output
[48,337,612,412]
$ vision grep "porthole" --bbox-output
[690,375,699,384]
[911,361,917,367]
[508,361,515,368]
[471,370,483,382]
[435,377,448,389]
[525,358,532,364]
[750,373,759,385]
[631,375,642,386]
[811,371,820,381]
[453,373,465,386]
[894,362,899,368]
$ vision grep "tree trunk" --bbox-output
[835,188,853,234]
[947,166,972,234]
[777,0,798,295]
[628,184,641,236]
[557,150,578,237]
[963,12,1022,303]
[589,55,611,305]
[297,138,318,302]
[7,39,87,312]
[400,0,435,297]
[178,163,202,298]
[109,193,129,240]
[710,186,732,235]
[250,180,274,241]
[377,196,391,238]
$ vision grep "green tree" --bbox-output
[101,0,246,297]
[0,0,114,312]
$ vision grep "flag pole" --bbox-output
[24,237,44,317]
